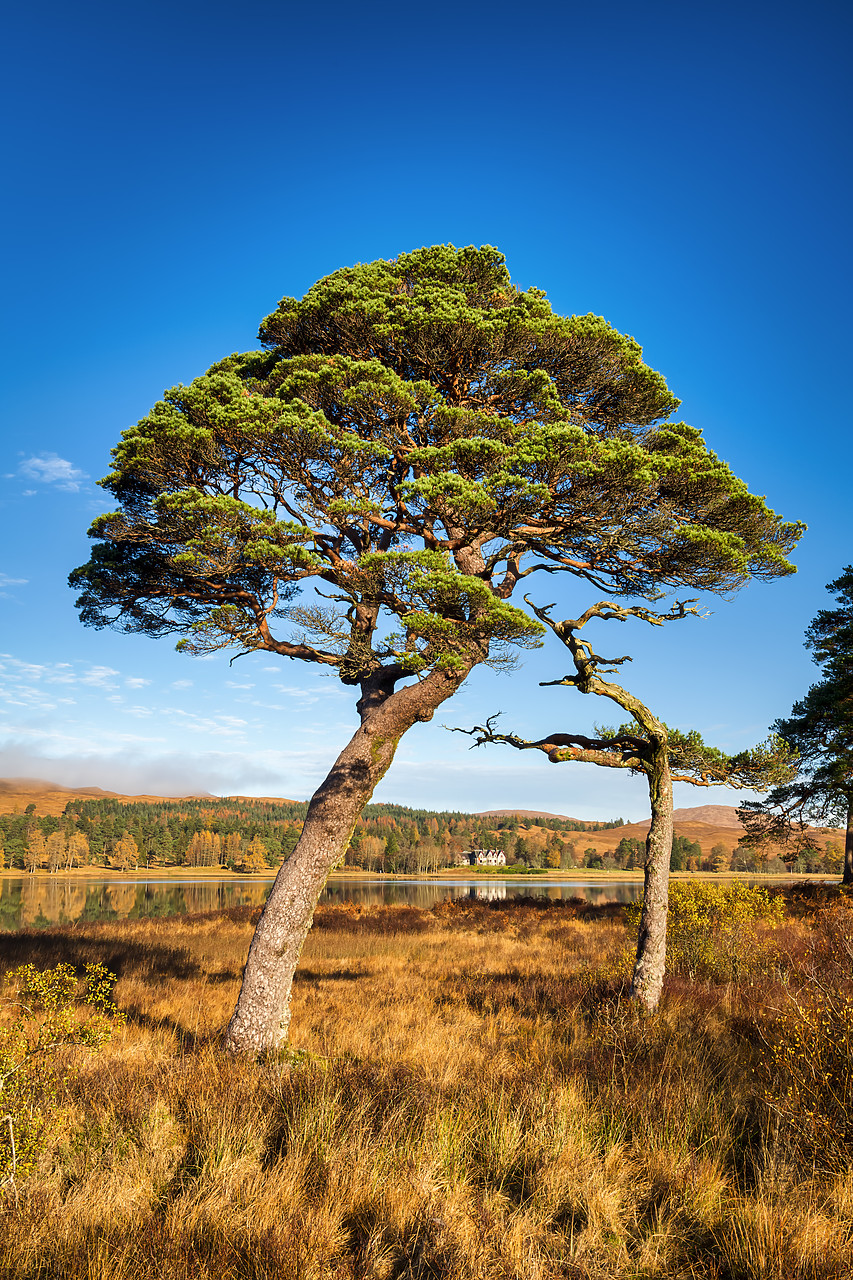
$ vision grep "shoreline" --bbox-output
[0,866,835,885]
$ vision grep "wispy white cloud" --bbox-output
[0,743,303,799]
[78,666,121,689]
[271,683,319,706]
[161,707,249,739]
[19,453,89,492]
[0,657,141,707]
[125,677,152,689]
[0,572,27,599]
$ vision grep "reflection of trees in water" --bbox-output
[19,878,79,925]
[0,884,24,931]
[107,883,139,917]
[320,879,644,909]
[128,886,188,919]
[0,876,641,927]
[80,887,119,922]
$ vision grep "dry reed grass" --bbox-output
[0,894,851,1278]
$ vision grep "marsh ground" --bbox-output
[0,892,851,1279]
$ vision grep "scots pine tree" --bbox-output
[461,598,796,1009]
[740,567,853,881]
[70,245,801,1051]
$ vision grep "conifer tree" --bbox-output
[185,832,201,866]
[70,245,801,1051]
[462,598,796,1009]
[740,566,853,880]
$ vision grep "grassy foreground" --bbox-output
[1,893,852,1279]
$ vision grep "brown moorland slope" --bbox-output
[477,808,589,822]
[479,805,842,861]
[479,804,745,829]
[0,778,214,817]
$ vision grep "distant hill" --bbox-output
[478,804,747,829]
[0,788,758,836]
[0,777,215,817]
[477,808,586,823]
[671,805,745,829]
[0,778,120,796]
[474,803,836,861]
[1,784,836,861]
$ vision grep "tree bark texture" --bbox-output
[630,744,672,1011]
[225,667,467,1054]
[844,798,853,886]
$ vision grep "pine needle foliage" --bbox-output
[70,245,801,685]
[740,565,853,878]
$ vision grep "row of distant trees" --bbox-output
[0,801,291,873]
[1,795,839,875]
[0,795,678,875]
[0,798,621,874]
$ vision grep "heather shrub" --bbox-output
[764,896,853,1171]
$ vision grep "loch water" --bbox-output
[0,874,643,931]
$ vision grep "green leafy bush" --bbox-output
[0,961,124,1188]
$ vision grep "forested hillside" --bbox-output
[0,795,842,874]
[0,796,624,873]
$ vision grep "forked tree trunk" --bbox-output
[630,743,672,1011]
[225,666,468,1055]
[844,797,853,886]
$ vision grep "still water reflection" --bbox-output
[0,875,643,931]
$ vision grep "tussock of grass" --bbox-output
[0,895,851,1278]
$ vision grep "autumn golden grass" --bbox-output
[1,893,852,1278]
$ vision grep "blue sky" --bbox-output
[1,0,850,818]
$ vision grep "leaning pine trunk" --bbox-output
[225,667,467,1055]
[630,742,672,1011]
[844,797,853,886]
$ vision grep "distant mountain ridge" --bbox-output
[0,777,215,816]
[476,808,590,823]
[477,804,746,829]
[0,778,110,795]
[0,784,748,829]
[667,805,745,829]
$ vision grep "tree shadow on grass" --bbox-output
[122,1005,223,1054]
[0,925,210,984]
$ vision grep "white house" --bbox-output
[455,848,506,867]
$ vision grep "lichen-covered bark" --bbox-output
[630,743,672,1011]
[225,665,468,1055]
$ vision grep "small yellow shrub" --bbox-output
[626,881,783,982]
[0,961,124,1187]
